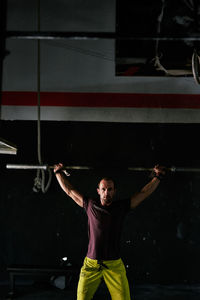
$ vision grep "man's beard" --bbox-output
[102,196,113,206]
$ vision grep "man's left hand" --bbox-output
[152,164,166,180]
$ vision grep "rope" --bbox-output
[192,48,200,84]
[33,0,52,193]
[152,0,168,75]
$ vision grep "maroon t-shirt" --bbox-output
[83,197,131,260]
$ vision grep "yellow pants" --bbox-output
[77,257,131,300]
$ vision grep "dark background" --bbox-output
[116,0,200,75]
[1,120,200,284]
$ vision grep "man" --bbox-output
[54,163,165,300]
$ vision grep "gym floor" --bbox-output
[1,280,200,300]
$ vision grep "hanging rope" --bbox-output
[192,48,200,84]
[150,0,168,74]
[33,0,52,193]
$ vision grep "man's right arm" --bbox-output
[54,163,84,207]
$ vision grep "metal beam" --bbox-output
[5,31,200,41]
[0,139,17,155]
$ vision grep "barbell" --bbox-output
[6,164,200,173]
[6,164,91,177]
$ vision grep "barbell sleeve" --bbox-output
[6,164,92,170]
[6,164,49,170]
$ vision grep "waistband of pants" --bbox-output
[86,256,122,265]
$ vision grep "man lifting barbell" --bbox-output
[54,163,165,300]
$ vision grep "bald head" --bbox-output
[97,178,116,206]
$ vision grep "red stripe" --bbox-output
[2,91,200,108]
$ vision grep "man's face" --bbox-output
[97,179,116,206]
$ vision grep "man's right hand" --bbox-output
[54,163,64,174]
[54,163,71,177]
[54,163,83,207]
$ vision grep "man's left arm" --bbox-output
[130,165,165,209]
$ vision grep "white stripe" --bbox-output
[2,105,200,123]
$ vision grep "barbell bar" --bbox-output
[5,164,93,177]
[6,164,91,170]
[127,167,199,172]
[5,164,200,173]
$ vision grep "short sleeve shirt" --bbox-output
[83,197,130,260]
